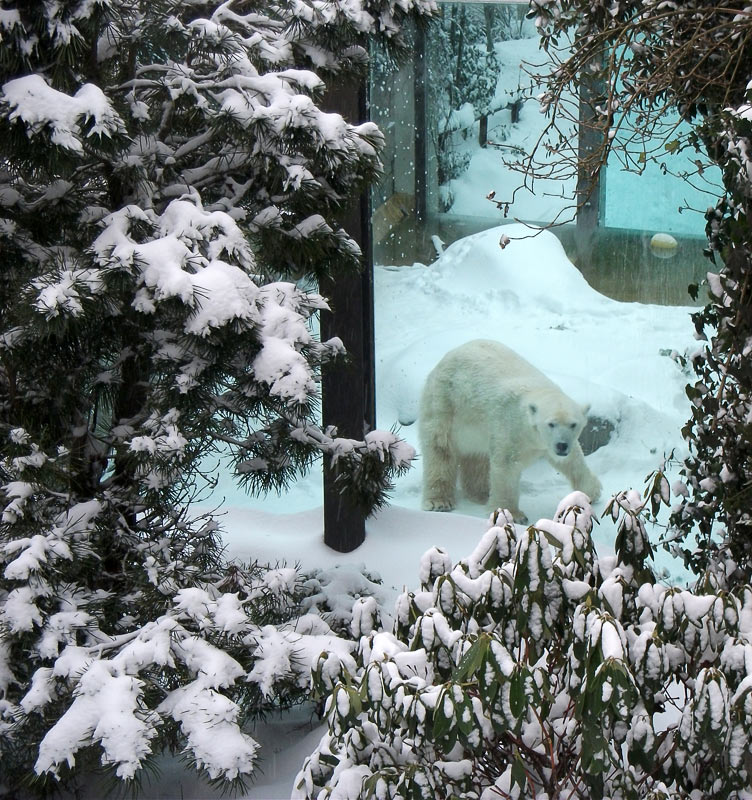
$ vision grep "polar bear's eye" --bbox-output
[548,422,555,428]
[569,423,577,429]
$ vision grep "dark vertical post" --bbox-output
[479,4,496,148]
[414,25,427,222]
[320,76,375,553]
[576,76,604,233]
[575,58,606,264]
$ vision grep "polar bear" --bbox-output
[419,339,602,522]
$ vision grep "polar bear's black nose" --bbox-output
[555,442,569,456]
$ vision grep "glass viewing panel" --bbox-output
[371,1,715,577]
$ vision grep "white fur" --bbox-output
[419,339,602,522]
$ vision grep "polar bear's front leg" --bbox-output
[460,455,490,503]
[488,457,526,524]
[550,443,602,503]
[421,436,458,512]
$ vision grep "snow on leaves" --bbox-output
[246,621,355,700]
[299,492,752,799]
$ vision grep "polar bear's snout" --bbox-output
[540,418,581,459]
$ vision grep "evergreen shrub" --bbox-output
[297,490,752,799]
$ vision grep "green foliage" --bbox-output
[670,102,752,580]
[297,491,752,799]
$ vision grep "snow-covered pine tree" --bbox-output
[457,7,499,148]
[0,0,434,794]
[521,1,752,585]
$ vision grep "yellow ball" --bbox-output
[650,232,678,259]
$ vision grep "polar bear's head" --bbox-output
[528,400,588,459]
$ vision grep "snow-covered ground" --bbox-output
[218,221,697,585]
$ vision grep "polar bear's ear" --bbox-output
[581,403,591,417]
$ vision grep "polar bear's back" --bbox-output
[421,339,560,412]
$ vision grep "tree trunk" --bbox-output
[454,7,466,92]
[484,5,495,55]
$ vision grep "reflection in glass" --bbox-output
[370,2,716,303]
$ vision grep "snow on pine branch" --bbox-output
[25,594,357,783]
[34,661,160,780]
[274,0,438,44]
[91,199,256,328]
[156,681,258,781]
[22,181,413,493]
[1,75,125,153]
[0,486,359,786]
[0,1,435,790]
[90,198,331,404]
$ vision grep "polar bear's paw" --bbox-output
[579,475,603,504]
[496,506,528,525]
[423,497,455,512]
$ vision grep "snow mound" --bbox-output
[430,224,608,314]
